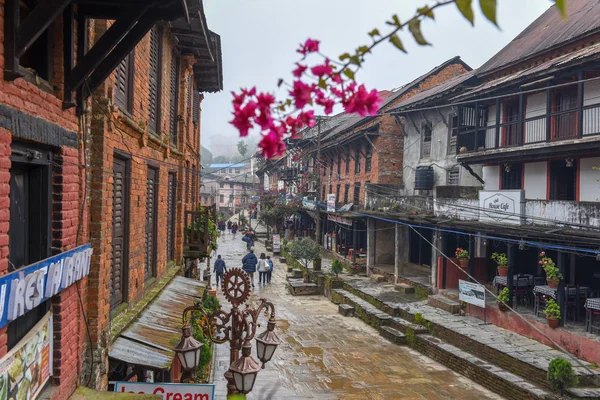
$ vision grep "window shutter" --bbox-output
[193,91,199,124]
[114,56,128,110]
[187,75,192,112]
[148,27,162,134]
[169,51,180,146]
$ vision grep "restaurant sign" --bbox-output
[459,280,485,308]
[478,190,524,225]
[0,311,52,400]
[0,244,93,329]
[115,382,214,400]
[328,214,352,226]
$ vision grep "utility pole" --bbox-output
[315,118,322,245]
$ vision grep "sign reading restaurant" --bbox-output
[0,244,93,329]
[478,190,524,225]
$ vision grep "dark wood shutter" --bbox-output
[169,51,180,146]
[145,167,158,281]
[167,172,176,261]
[185,162,190,204]
[115,52,134,113]
[148,27,162,134]
[193,91,199,124]
[111,157,130,309]
[187,75,192,112]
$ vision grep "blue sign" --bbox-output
[0,244,92,328]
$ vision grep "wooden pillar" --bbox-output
[495,98,501,148]
[578,70,584,138]
[366,218,375,275]
[507,243,516,307]
[468,235,475,282]
[352,221,358,264]
[557,251,567,327]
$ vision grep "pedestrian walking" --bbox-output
[242,249,257,288]
[232,223,238,236]
[257,253,268,285]
[266,255,274,283]
[227,221,232,233]
[241,231,254,251]
[213,255,227,288]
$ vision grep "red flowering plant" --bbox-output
[455,248,469,260]
[229,1,569,159]
[539,251,563,280]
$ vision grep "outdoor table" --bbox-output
[585,298,600,333]
[533,285,591,321]
[492,274,534,292]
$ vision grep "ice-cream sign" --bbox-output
[0,244,92,328]
[478,190,524,225]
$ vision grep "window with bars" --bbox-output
[329,184,332,196]
[354,147,361,174]
[193,91,200,125]
[448,113,458,154]
[353,183,361,204]
[114,51,134,114]
[336,184,341,203]
[337,154,341,176]
[148,26,162,134]
[185,162,190,203]
[365,146,372,172]
[220,195,224,203]
[346,153,350,174]
[191,165,196,204]
[187,75,192,113]
[447,166,460,185]
[169,51,180,146]
[421,121,432,158]
[322,186,326,200]
[344,184,350,204]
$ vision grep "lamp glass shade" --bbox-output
[255,324,280,364]
[174,326,202,371]
[184,348,198,370]
[256,340,266,361]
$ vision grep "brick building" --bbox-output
[0,0,221,398]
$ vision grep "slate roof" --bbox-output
[477,0,600,76]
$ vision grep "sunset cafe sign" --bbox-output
[0,244,92,329]
[478,190,524,225]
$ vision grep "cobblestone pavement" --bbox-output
[210,233,504,400]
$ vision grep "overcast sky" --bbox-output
[201,0,554,156]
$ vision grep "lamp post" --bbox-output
[177,269,280,395]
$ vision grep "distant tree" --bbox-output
[213,155,230,164]
[288,238,322,270]
[200,145,213,165]
[237,140,249,158]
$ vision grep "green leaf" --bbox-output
[389,34,407,53]
[554,0,567,19]
[386,14,401,27]
[318,78,327,89]
[349,55,361,66]
[479,0,497,25]
[358,45,370,54]
[455,0,474,25]
[368,28,380,37]
[343,69,355,81]
[408,19,430,46]
[417,6,435,19]
[339,52,351,61]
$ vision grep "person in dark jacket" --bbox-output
[242,249,257,288]
[227,221,232,233]
[213,255,227,288]
[266,255,274,283]
[241,232,254,250]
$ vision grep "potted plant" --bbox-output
[539,252,562,288]
[492,252,508,276]
[497,287,510,311]
[331,260,344,278]
[455,248,469,269]
[547,358,578,397]
[544,298,561,329]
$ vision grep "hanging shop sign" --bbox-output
[478,190,524,225]
[327,194,336,213]
[0,244,93,329]
[0,311,52,400]
[114,382,215,400]
[328,215,353,226]
[458,279,485,308]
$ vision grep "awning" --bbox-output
[108,276,206,370]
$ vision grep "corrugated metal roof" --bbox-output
[454,42,600,100]
[108,276,206,370]
[477,0,600,76]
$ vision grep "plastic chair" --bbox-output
[513,277,530,309]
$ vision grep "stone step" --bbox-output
[567,387,600,399]
[394,283,415,294]
[369,274,386,283]
[288,280,320,296]
[291,269,303,278]
[415,335,552,400]
[287,266,294,273]
[427,294,460,315]
[382,317,429,335]
[379,326,406,345]
[279,257,287,263]
[332,290,393,329]
[338,304,355,317]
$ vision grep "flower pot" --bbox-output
[547,317,560,329]
[459,259,469,269]
[547,277,560,288]
[497,265,509,276]
[498,303,508,312]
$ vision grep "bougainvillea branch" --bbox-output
[230,0,568,158]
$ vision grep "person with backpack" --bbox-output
[227,220,232,233]
[257,253,268,285]
[242,249,257,288]
[241,231,254,251]
[231,223,238,235]
[266,255,274,283]
[213,255,227,288]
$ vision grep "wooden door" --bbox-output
[111,157,129,309]
[167,172,176,261]
[145,167,158,281]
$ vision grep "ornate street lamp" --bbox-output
[174,325,202,381]
[179,269,280,395]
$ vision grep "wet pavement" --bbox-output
[210,232,504,400]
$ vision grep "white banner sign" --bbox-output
[114,382,214,400]
[478,190,524,225]
[459,279,485,308]
[272,234,281,253]
[327,194,336,213]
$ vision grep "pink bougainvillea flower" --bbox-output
[331,73,343,84]
[255,109,274,130]
[231,101,258,137]
[289,80,314,109]
[259,129,286,158]
[344,85,382,117]
[298,110,316,128]
[285,115,303,137]
[292,63,308,78]
[256,92,275,109]
[311,60,333,77]
[297,38,320,56]
[315,90,335,115]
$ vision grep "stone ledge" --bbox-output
[380,326,406,345]
[395,283,415,294]
[338,304,355,317]
[382,317,429,335]
[427,295,460,315]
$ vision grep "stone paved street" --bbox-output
[210,232,504,399]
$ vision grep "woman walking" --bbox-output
[266,255,274,283]
[257,253,268,285]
